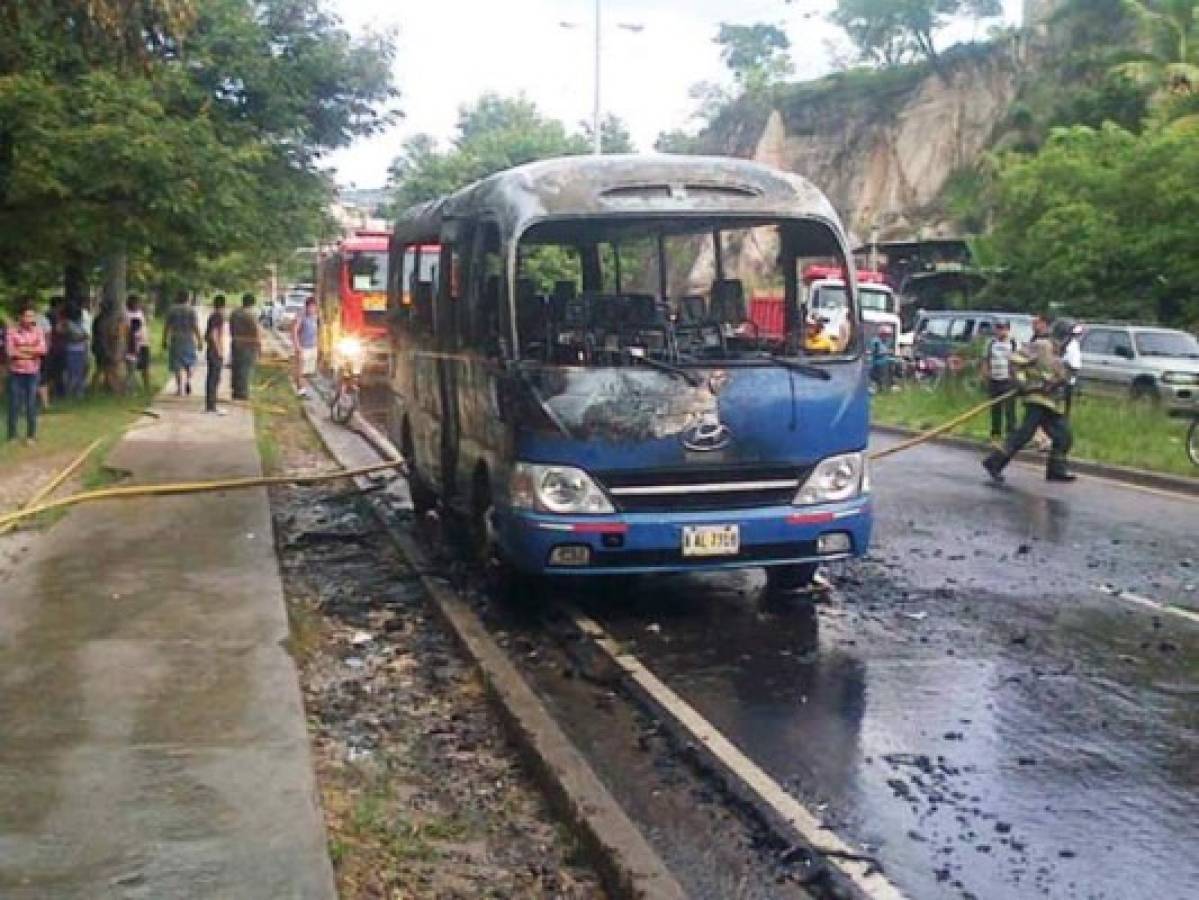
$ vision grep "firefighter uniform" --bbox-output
[982,336,1075,483]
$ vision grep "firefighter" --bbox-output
[982,315,1076,484]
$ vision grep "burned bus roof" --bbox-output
[391,155,843,243]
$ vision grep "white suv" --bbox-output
[1078,325,1199,414]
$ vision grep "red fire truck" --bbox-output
[319,230,392,378]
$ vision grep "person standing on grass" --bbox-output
[291,296,319,398]
[1061,323,1083,416]
[982,320,1018,447]
[204,295,228,415]
[164,290,201,396]
[229,293,261,401]
[60,304,90,398]
[0,314,9,400]
[36,301,56,411]
[6,305,48,444]
[127,295,151,394]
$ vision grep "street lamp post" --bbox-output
[562,2,642,157]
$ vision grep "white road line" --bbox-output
[571,610,908,900]
[1095,585,1199,626]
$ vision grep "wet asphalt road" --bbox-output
[362,387,1198,899]
[583,437,1199,900]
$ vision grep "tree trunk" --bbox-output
[101,250,129,394]
[64,255,89,307]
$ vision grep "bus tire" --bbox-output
[471,472,542,605]
[765,563,819,594]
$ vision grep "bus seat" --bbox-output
[589,293,625,332]
[622,294,669,356]
[678,294,707,325]
[515,280,547,359]
[623,294,661,327]
[710,279,748,323]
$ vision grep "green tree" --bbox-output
[1110,0,1199,118]
[580,114,636,154]
[714,23,794,92]
[981,122,1199,326]
[0,0,396,300]
[388,94,633,210]
[829,0,1002,70]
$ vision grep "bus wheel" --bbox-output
[402,425,436,516]
[765,563,819,594]
[469,477,498,570]
[471,477,541,605]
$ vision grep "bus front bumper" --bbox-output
[496,499,872,576]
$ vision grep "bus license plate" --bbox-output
[682,525,740,558]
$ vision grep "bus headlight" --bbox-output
[511,463,614,515]
[794,453,865,505]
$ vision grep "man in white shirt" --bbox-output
[982,320,1018,445]
[1062,324,1083,415]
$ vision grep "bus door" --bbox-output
[434,229,470,500]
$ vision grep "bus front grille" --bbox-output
[597,466,809,513]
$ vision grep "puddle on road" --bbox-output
[588,569,1199,900]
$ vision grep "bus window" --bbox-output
[469,223,504,353]
[437,241,464,346]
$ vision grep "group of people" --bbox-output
[981,314,1081,484]
[1,295,152,444]
[161,292,262,414]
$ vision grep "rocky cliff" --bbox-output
[716,42,1027,242]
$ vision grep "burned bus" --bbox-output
[385,155,872,591]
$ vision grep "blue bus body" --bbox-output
[386,156,872,584]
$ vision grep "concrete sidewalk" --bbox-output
[0,368,336,899]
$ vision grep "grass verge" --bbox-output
[250,362,302,476]
[1,317,169,499]
[873,381,1197,478]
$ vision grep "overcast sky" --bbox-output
[327,0,1025,189]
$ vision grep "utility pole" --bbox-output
[593,0,602,156]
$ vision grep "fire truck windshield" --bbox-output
[348,251,388,293]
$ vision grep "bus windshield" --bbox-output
[514,217,855,368]
[349,251,388,293]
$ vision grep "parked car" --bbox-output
[275,293,309,330]
[912,311,1035,362]
[1077,324,1199,414]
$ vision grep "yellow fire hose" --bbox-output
[868,390,1018,463]
[0,438,104,536]
[0,386,1016,536]
[0,459,405,534]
